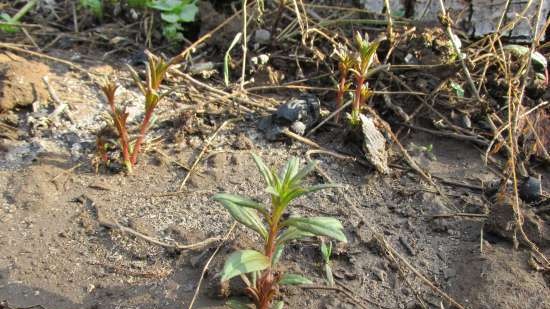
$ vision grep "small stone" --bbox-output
[254,29,271,44]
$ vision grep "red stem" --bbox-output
[130,108,154,165]
[107,99,132,169]
[254,217,280,309]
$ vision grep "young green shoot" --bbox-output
[333,44,353,123]
[99,52,170,173]
[320,238,334,287]
[214,155,347,309]
[348,32,380,126]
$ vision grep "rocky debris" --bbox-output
[0,53,50,112]
[519,176,543,203]
[258,94,320,140]
[485,195,550,248]
[360,114,389,174]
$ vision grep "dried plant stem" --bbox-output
[240,0,249,90]
[383,0,394,42]
[306,100,352,137]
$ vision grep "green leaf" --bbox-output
[80,0,103,18]
[226,299,253,309]
[276,226,315,245]
[128,0,152,8]
[320,241,332,262]
[161,12,179,23]
[324,264,334,287]
[272,244,284,265]
[282,217,347,242]
[148,0,181,11]
[221,250,270,282]
[252,154,276,187]
[281,184,342,206]
[273,301,285,309]
[503,44,547,72]
[0,13,17,33]
[214,197,267,239]
[162,23,184,42]
[280,157,299,186]
[279,273,312,286]
[289,160,317,185]
[213,193,268,215]
[449,81,464,98]
[177,2,198,22]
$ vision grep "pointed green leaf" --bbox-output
[324,264,334,287]
[320,240,332,263]
[280,157,299,186]
[272,244,284,266]
[214,198,267,239]
[276,227,315,245]
[289,160,317,185]
[213,193,268,215]
[221,250,270,282]
[281,184,342,206]
[252,154,276,187]
[279,273,312,286]
[282,217,347,242]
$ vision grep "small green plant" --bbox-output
[333,44,353,123]
[214,155,347,309]
[147,0,199,42]
[80,0,103,18]
[0,0,38,33]
[319,238,334,287]
[99,52,170,173]
[348,32,380,126]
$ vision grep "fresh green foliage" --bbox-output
[449,81,464,98]
[148,0,199,42]
[80,0,103,18]
[320,239,334,287]
[99,52,171,173]
[348,32,379,126]
[77,0,198,42]
[214,155,347,309]
[0,0,38,33]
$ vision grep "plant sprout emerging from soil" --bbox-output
[99,52,170,173]
[348,32,380,126]
[332,33,380,126]
[320,238,334,287]
[333,44,353,123]
[213,155,347,309]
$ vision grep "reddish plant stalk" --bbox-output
[106,95,132,170]
[353,74,365,114]
[252,216,280,309]
[130,108,154,165]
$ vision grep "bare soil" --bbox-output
[0,55,549,309]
